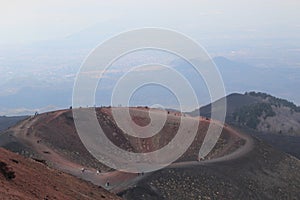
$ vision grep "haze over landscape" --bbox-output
[1,0,300,115]
[0,1,300,200]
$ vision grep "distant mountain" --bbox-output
[189,92,300,136]
[188,92,300,158]
[189,93,260,122]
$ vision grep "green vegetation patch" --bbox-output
[246,92,300,112]
[233,102,276,129]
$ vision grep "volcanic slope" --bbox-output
[2,107,247,167]
[0,147,121,200]
[188,92,300,159]
[1,107,300,199]
[1,107,249,190]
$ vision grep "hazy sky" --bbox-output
[1,0,300,115]
[1,0,300,44]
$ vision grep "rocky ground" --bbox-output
[120,138,300,200]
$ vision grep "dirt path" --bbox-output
[169,125,254,169]
[202,120,254,163]
[9,114,138,192]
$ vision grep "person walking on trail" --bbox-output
[105,180,110,187]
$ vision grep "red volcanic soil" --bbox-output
[0,147,121,200]
[2,107,252,195]
[7,107,247,168]
[101,107,246,161]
